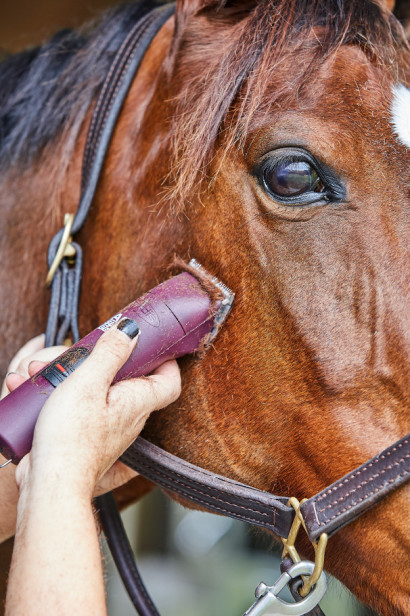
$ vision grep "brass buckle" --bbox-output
[45,213,76,287]
[281,497,328,597]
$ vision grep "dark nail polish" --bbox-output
[117,318,140,339]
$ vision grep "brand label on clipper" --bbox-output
[42,347,90,388]
[98,313,123,332]
[139,301,160,327]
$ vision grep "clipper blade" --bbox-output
[188,258,235,343]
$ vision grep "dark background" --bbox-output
[0,0,119,52]
[0,0,409,53]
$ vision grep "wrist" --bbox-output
[16,475,96,538]
[17,455,96,503]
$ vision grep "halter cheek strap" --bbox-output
[45,5,179,615]
[45,2,176,347]
[44,3,410,615]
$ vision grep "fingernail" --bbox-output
[28,361,42,373]
[117,318,140,339]
[6,372,17,379]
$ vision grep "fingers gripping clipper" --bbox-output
[0,259,234,464]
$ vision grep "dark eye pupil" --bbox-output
[263,161,322,197]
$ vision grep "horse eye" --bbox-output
[263,160,324,198]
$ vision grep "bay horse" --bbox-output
[0,0,409,614]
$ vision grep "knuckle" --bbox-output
[150,375,181,409]
[171,378,182,401]
[146,379,162,410]
[108,384,129,409]
[96,333,128,362]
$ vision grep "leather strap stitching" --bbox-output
[316,468,410,526]
[315,439,409,505]
[317,452,410,514]
[82,10,155,184]
[83,17,153,178]
[125,454,276,524]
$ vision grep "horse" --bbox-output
[0,0,408,614]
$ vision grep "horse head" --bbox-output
[112,1,408,612]
[0,1,408,614]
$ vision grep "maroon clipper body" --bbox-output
[0,260,234,463]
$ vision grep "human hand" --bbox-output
[0,336,70,543]
[3,335,131,495]
[4,325,181,498]
[1,334,66,399]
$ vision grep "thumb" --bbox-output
[73,318,140,390]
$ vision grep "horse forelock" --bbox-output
[0,0,407,195]
[167,0,410,210]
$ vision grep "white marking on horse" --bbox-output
[390,84,410,148]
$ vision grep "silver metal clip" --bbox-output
[243,561,327,616]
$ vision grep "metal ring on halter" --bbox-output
[0,458,12,469]
[281,498,328,597]
[45,213,76,287]
[244,560,327,616]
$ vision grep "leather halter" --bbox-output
[45,3,410,615]
[122,433,410,542]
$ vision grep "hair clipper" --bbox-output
[0,260,234,464]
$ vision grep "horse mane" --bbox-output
[0,0,408,207]
[168,0,410,207]
[0,1,157,171]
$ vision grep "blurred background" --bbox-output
[0,0,118,53]
[102,490,376,616]
[1,1,405,614]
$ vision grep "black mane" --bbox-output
[0,1,156,170]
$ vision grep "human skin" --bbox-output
[0,325,181,616]
[0,336,69,543]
